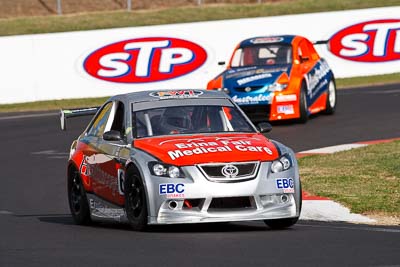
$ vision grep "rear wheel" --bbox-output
[324,80,337,114]
[298,83,309,123]
[124,167,148,231]
[68,166,91,225]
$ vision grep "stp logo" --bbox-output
[329,19,400,62]
[84,37,207,83]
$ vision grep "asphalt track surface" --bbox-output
[1,84,400,266]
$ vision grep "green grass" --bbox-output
[1,0,400,36]
[0,97,108,113]
[299,140,400,215]
[336,72,400,88]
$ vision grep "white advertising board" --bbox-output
[0,6,399,104]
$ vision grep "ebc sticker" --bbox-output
[84,37,208,83]
[329,19,400,62]
[159,183,185,198]
[276,178,294,193]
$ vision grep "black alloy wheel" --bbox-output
[264,182,302,229]
[68,167,91,225]
[298,83,309,123]
[124,167,148,231]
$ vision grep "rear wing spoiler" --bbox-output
[60,107,99,130]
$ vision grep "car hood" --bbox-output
[223,65,291,88]
[134,133,280,166]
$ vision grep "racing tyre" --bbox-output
[264,183,302,229]
[125,167,148,231]
[68,166,91,225]
[324,80,337,115]
[264,217,299,229]
[298,83,309,123]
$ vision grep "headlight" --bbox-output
[268,83,288,92]
[271,154,292,173]
[153,164,167,176]
[216,88,230,94]
[168,166,180,178]
[149,162,184,178]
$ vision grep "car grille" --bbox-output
[234,86,264,92]
[197,161,259,182]
[240,105,271,122]
[208,196,254,211]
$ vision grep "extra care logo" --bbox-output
[329,19,400,62]
[84,37,207,83]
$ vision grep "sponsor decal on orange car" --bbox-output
[250,37,284,44]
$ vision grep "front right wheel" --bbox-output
[324,80,337,115]
[124,167,148,231]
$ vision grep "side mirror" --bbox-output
[257,122,272,133]
[103,130,123,141]
[218,61,226,66]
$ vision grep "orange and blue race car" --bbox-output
[207,35,337,123]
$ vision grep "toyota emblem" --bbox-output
[221,164,239,178]
[244,87,252,92]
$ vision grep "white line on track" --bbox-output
[297,223,400,233]
[0,112,58,121]
[31,150,68,155]
[364,89,400,94]
[0,210,13,215]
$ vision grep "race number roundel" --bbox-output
[329,19,400,62]
[84,37,207,83]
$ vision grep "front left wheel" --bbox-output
[298,83,309,123]
[124,167,148,231]
[264,217,299,229]
[68,166,91,225]
[264,183,302,229]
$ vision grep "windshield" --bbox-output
[231,44,292,67]
[133,105,255,138]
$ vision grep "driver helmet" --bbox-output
[159,107,192,134]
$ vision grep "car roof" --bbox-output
[239,35,297,47]
[108,89,230,104]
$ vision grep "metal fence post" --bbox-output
[127,0,132,11]
[57,0,62,15]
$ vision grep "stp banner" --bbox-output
[0,6,399,104]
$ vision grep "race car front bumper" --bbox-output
[146,161,301,225]
[154,193,297,224]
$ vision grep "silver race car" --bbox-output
[62,89,301,230]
